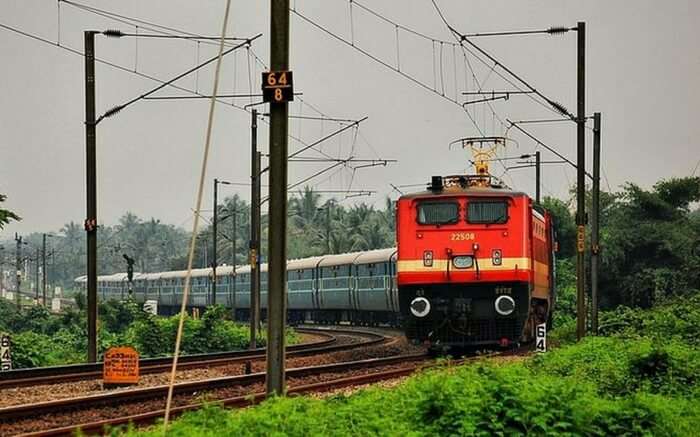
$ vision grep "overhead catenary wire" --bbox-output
[0,17,336,165]
[261,117,369,174]
[692,159,700,176]
[96,34,261,123]
[59,0,359,160]
[0,21,254,114]
[162,0,231,430]
[431,0,576,122]
[429,0,614,192]
[427,0,518,184]
[102,30,249,40]
[241,44,386,186]
[431,0,573,124]
[290,4,485,137]
[507,119,593,180]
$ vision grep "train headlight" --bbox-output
[495,295,515,316]
[452,255,474,269]
[410,297,431,318]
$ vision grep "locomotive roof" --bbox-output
[400,186,527,201]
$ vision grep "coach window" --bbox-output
[467,200,508,224]
[417,201,459,225]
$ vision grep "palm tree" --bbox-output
[352,215,392,251]
[56,221,85,285]
[0,193,20,230]
[290,187,321,228]
[117,212,142,233]
[346,203,374,236]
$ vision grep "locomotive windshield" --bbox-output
[467,200,508,224]
[417,201,459,225]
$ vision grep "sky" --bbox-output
[1,0,699,238]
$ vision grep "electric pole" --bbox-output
[34,247,40,303]
[535,151,541,204]
[213,178,219,306]
[266,0,290,395]
[84,30,98,362]
[250,109,261,350]
[231,208,237,320]
[0,246,4,296]
[42,234,47,307]
[15,234,22,308]
[575,22,587,340]
[591,112,601,334]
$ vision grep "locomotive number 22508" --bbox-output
[450,232,475,241]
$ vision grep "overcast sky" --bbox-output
[1,0,699,238]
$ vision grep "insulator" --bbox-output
[103,105,125,119]
[546,99,570,117]
[547,26,570,35]
[102,29,125,38]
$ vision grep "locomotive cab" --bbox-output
[396,174,554,349]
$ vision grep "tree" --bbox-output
[599,177,700,308]
[290,187,321,228]
[0,193,20,229]
[541,196,576,258]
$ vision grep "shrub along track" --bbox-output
[0,344,529,436]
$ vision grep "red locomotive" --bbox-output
[396,148,555,351]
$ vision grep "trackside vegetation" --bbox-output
[127,299,700,436]
[0,300,298,368]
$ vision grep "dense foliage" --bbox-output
[0,300,297,368]
[543,177,700,311]
[129,297,700,437]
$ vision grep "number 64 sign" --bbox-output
[262,71,294,103]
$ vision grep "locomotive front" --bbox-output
[397,175,549,349]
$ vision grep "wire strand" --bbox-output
[162,0,232,430]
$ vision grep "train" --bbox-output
[76,248,401,326]
[396,173,556,350]
[76,168,555,351]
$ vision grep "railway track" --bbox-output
[0,327,417,436]
[0,343,531,436]
[0,327,380,390]
[2,353,429,437]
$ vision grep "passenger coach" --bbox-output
[77,248,400,326]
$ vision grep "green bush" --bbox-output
[127,297,700,437]
[10,330,83,368]
[130,357,699,437]
[2,301,299,367]
[599,295,700,345]
[528,336,699,397]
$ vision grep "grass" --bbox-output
[124,334,700,437]
[109,297,700,436]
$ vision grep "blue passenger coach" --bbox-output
[77,248,398,325]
